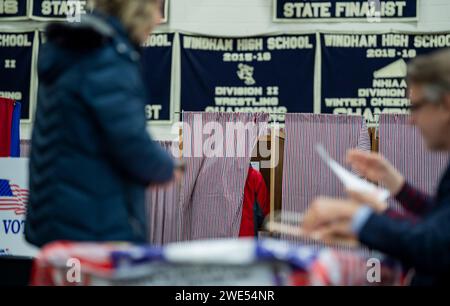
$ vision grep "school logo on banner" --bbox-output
[274,0,418,22]
[180,33,316,123]
[0,31,36,121]
[320,32,450,126]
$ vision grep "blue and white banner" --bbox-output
[30,0,164,22]
[0,31,36,121]
[0,0,28,19]
[180,33,316,123]
[0,158,38,257]
[141,33,175,123]
[320,32,450,126]
[31,0,88,20]
[274,0,418,22]
[37,31,175,123]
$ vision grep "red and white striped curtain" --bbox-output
[146,141,182,245]
[379,114,450,212]
[180,112,269,241]
[281,114,370,250]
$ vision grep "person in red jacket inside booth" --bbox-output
[239,165,270,237]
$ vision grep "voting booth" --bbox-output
[1,0,450,289]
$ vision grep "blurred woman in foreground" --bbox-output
[25,0,179,246]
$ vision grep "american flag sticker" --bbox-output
[0,179,28,216]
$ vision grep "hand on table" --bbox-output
[302,190,388,245]
[302,197,361,233]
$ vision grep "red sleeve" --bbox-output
[383,207,420,224]
[394,181,434,217]
[0,98,14,157]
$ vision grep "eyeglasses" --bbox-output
[408,83,449,113]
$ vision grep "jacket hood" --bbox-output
[38,13,126,84]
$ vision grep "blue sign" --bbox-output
[0,31,35,121]
[31,0,88,20]
[0,0,28,19]
[180,33,316,123]
[141,33,174,123]
[320,32,450,126]
[274,0,418,22]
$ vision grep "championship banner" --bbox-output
[141,33,175,123]
[180,33,316,123]
[0,31,36,121]
[37,31,175,123]
[31,0,88,21]
[320,32,450,126]
[274,0,418,22]
[0,158,39,257]
[0,0,28,20]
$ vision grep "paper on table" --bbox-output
[316,144,390,202]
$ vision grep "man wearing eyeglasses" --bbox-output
[302,49,450,286]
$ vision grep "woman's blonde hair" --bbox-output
[90,0,159,36]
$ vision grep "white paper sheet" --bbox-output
[315,145,390,202]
